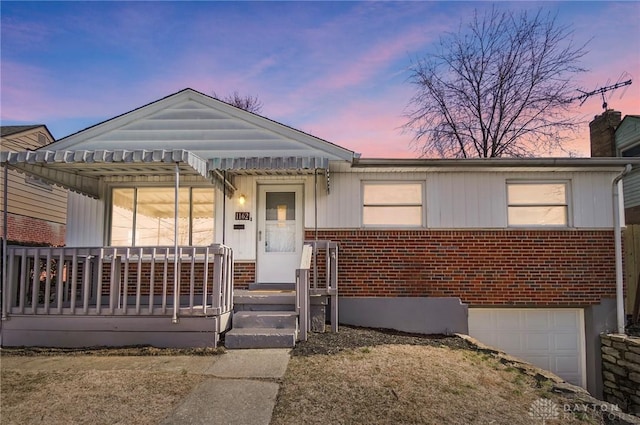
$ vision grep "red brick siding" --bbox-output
[233,262,255,289]
[305,229,617,306]
[2,213,65,246]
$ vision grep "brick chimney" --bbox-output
[590,110,622,157]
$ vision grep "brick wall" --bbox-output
[590,110,622,157]
[1,213,65,246]
[234,262,255,289]
[306,229,617,306]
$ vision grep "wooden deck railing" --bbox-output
[1,245,233,320]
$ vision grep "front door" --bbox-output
[256,184,304,283]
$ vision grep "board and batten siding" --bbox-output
[1,129,67,226]
[316,170,619,229]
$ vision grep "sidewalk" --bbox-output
[2,348,291,425]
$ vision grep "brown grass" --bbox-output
[1,368,206,425]
[271,344,603,425]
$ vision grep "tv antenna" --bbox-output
[570,75,632,110]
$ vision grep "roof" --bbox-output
[48,88,356,162]
[1,125,50,138]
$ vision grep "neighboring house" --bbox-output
[590,111,640,315]
[1,89,637,399]
[0,125,66,246]
[616,115,640,222]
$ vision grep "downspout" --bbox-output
[173,162,180,324]
[2,165,8,322]
[613,164,632,334]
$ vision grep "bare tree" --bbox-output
[213,90,263,114]
[404,8,588,158]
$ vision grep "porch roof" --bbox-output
[0,149,211,198]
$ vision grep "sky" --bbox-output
[1,1,639,158]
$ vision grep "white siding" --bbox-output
[318,170,619,229]
[66,192,104,246]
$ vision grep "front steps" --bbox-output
[224,289,298,349]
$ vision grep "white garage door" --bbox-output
[468,308,586,388]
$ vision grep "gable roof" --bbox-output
[49,88,356,162]
[1,124,54,141]
[1,125,43,137]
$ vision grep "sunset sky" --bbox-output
[1,1,639,158]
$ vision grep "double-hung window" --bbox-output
[507,182,569,226]
[110,187,215,246]
[362,182,424,227]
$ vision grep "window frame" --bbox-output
[108,185,216,247]
[506,180,571,228]
[361,181,425,228]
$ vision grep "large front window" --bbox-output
[110,187,215,246]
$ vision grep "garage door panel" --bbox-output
[525,333,550,351]
[468,308,585,388]
[523,310,551,327]
[554,334,579,351]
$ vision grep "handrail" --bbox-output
[299,240,339,334]
[2,244,233,321]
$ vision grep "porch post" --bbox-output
[314,169,318,241]
[2,165,8,321]
[173,162,180,324]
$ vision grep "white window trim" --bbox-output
[506,180,572,228]
[361,180,426,228]
[107,185,216,246]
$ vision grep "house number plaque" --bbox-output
[235,212,251,221]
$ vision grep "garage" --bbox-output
[468,308,586,388]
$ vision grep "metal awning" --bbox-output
[0,149,212,198]
[208,156,329,174]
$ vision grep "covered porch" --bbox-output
[1,148,338,348]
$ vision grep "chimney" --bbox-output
[590,110,622,157]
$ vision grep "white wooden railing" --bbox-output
[1,245,233,320]
[296,240,338,340]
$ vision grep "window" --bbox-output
[507,182,569,226]
[362,182,423,226]
[110,187,215,246]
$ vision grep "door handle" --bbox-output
[258,230,262,241]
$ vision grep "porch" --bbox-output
[1,244,234,347]
[0,240,338,348]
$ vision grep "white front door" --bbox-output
[256,184,304,283]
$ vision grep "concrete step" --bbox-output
[224,328,297,349]
[248,282,296,291]
[234,290,297,312]
[233,311,298,329]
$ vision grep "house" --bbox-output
[1,88,637,399]
[1,125,67,246]
[590,111,640,316]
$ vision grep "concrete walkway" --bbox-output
[2,349,291,425]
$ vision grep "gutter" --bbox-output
[352,157,640,169]
[613,164,633,334]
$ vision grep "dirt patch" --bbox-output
[291,325,472,356]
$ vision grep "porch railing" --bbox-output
[1,245,233,320]
[296,240,338,338]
